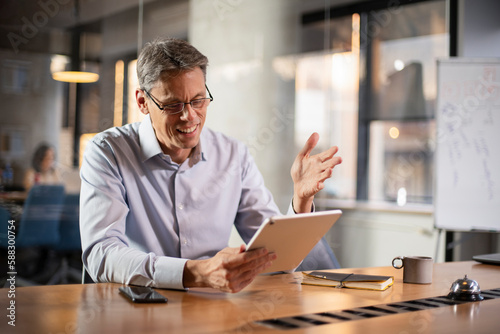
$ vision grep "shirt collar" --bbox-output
[139,114,207,165]
[139,114,163,162]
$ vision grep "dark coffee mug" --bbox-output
[392,256,433,284]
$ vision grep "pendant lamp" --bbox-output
[52,70,99,83]
[52,0,99,83]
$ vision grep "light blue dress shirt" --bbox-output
[80,115,294,289]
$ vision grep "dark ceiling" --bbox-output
[0,0,157,54]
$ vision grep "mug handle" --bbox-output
[392,256,404,269]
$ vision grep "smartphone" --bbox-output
[119,286,168,303]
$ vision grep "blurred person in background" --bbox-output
[24,143,62,191]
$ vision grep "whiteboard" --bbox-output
[435,58,500,232]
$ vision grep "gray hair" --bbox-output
[137,37,209,92]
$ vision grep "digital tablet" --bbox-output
[245,210,342,274]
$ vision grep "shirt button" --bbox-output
[183,239,188,245]
[178,203,184,210]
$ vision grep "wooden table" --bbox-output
[1,261,499,333]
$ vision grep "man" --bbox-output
[80,37,342,293]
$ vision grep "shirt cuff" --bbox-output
[287,199,315,215]
[153,256,189,290]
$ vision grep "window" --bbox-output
[112,58,144,127]
[126,59,144,124]
[365,1,448,204]
[299,0,448,206]
[294,14,360,200]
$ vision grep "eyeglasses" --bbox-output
[143,85,214,115]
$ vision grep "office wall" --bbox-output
[189,0,301,212]
[325,208,440,267]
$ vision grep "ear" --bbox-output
[136,89,149,115]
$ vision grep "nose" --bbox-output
[179,103,197,121]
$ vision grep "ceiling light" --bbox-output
[389,126,400,139]
[52,70,99,83]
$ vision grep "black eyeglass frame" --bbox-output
[143,84,214,115]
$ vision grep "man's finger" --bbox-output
[297,132,319,158]
[222,247,269,268]
[231,253,276,284]
[318,146,339,162]
[320,156,342,170]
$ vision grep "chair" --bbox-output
[296,237,340,271]
[47,193,83,285]
[82,267,95,284]
[14,185,65,286]
[16,185,65,248]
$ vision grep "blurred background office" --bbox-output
[0,0,499,285]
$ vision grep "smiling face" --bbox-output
[136,67,207,164]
